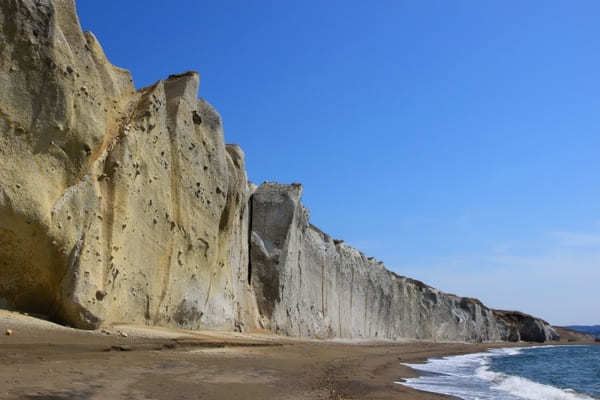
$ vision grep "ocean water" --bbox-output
[400,345,600,399]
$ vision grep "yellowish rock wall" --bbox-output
[0,0,258,330]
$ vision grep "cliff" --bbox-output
[249,183,558,343]
[0,0,258,331]
[0,0,557,342]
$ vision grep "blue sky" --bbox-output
[76,1,599,325]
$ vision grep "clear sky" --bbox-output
[75,1,599,326]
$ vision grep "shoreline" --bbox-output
[1,311,595,399]
[399,346,593,400]
[401,340,600,400]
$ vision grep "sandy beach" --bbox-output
[0,310,594,400]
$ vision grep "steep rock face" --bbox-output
[1,0,557,343]
[493,310,559,343]
[0,0,134,323]
[250,183,558,342]
[0,0,258,330]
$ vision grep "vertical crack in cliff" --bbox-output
[100,155,116,289]
[321,262,325,317]
[100,98,137,290]
[247,194,253,285]
[153,121,180,324]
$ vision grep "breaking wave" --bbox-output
[399,347,596,400]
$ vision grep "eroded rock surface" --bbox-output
[0,0,258,330]
[0,0,557,342]
[249,183,558,342]
[493,310,559,343]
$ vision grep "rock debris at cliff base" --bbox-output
[0,0,558,343]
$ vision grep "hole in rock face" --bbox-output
[192,111,202,125]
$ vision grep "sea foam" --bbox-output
[399,347,594,400]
